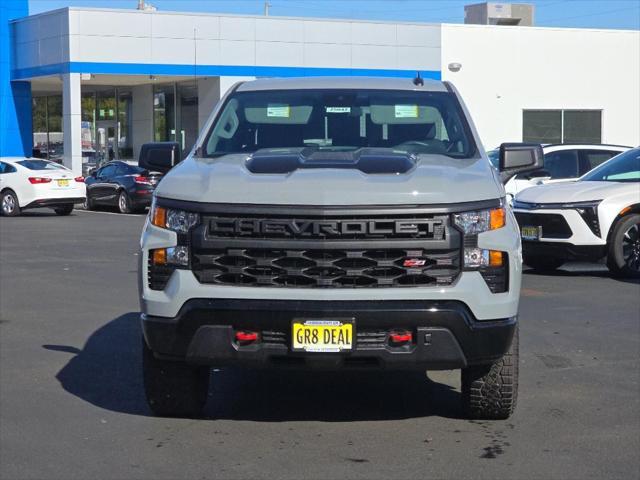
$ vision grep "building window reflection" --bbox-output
[31,95,63,162]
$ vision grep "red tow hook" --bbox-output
[389,330,413,345]
[235,330,259,344]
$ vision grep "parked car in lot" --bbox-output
[137,76,545,420]
[0,158,85,216]
[513,147,640,277]
[489,144,631,200]
[84,160,162,214]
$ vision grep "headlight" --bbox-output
[150,201,199,233]
[563,200,602,238]
[453,206,505,234]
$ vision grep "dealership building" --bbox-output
[1,0,638,175]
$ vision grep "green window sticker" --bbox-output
[267,104,291,118]
[394,105,418,118]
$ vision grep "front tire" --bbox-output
[1,190,20,217]
[607,214,640,279]
[142,338,210,418]
[117,190,132,214]
[461,325,518,420]
[54,204,74,216]
[523,255,564,272]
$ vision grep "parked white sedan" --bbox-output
[513,147,640,278]
[0,158,86,216]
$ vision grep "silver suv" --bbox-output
[138,77,543,419]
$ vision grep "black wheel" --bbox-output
[461,325,518,420]
[83,194,94,211]
[142,337,210,418]
[117,190,132,214]
[607,213,640,279]
[523,255,564,272]
[1,190,20,217]
[54,204,74,216]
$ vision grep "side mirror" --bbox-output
[498,143,544,184]
[88,168,97,177]
[139,142,181,174]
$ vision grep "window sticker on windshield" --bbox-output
[326,107,351,114]
[267,104,290,118]
[394,105,419,118]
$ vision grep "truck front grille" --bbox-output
[188,206,462,289]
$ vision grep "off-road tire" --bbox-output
[461,325,519,420]
[142,337,210,418]
[607,213,640,279]
[523,255,564,272]
[54,204,74,216]
[1,190,20,216]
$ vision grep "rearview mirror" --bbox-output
[498,143,544,184]
[139,142,181,174]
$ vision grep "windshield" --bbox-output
[17,160,66,171]
[581,148,640,183]
[204,89,475,159]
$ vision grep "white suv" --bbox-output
[513,147,640,278]
[489,144,630,200]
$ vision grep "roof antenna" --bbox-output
[413,72,424,86]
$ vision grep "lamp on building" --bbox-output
[448,62,462,73]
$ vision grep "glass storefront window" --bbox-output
[118,89,133,159]
[79,87,134,165]
[153,84,176,143]
[81,92,97,165]
[31,95,63,162]
[178,82,198,158]
[32,96,48,158]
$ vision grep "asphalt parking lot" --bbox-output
[1,208,639,480]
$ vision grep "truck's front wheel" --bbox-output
[142,338,210,418]
[461,325,518,420]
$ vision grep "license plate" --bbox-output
[56,179,69,187]
[292,320,354,352]
[521,225,541,241]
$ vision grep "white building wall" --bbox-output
[62,8,441,73]
[441,24,640,149]
[12,8,69,71]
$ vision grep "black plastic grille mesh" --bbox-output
[514,212,573,239]
[192,247,460,288]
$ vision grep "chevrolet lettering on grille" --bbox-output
[208,218,445,238]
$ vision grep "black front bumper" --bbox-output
[142,299,516,370]
[522,240,607,261]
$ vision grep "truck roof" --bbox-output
[235,76,448,93]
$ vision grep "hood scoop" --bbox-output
[246,148,416,175]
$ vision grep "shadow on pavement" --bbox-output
[44,312,463,421]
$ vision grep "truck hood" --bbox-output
[154,152,502,206]
[515,180,638,204]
